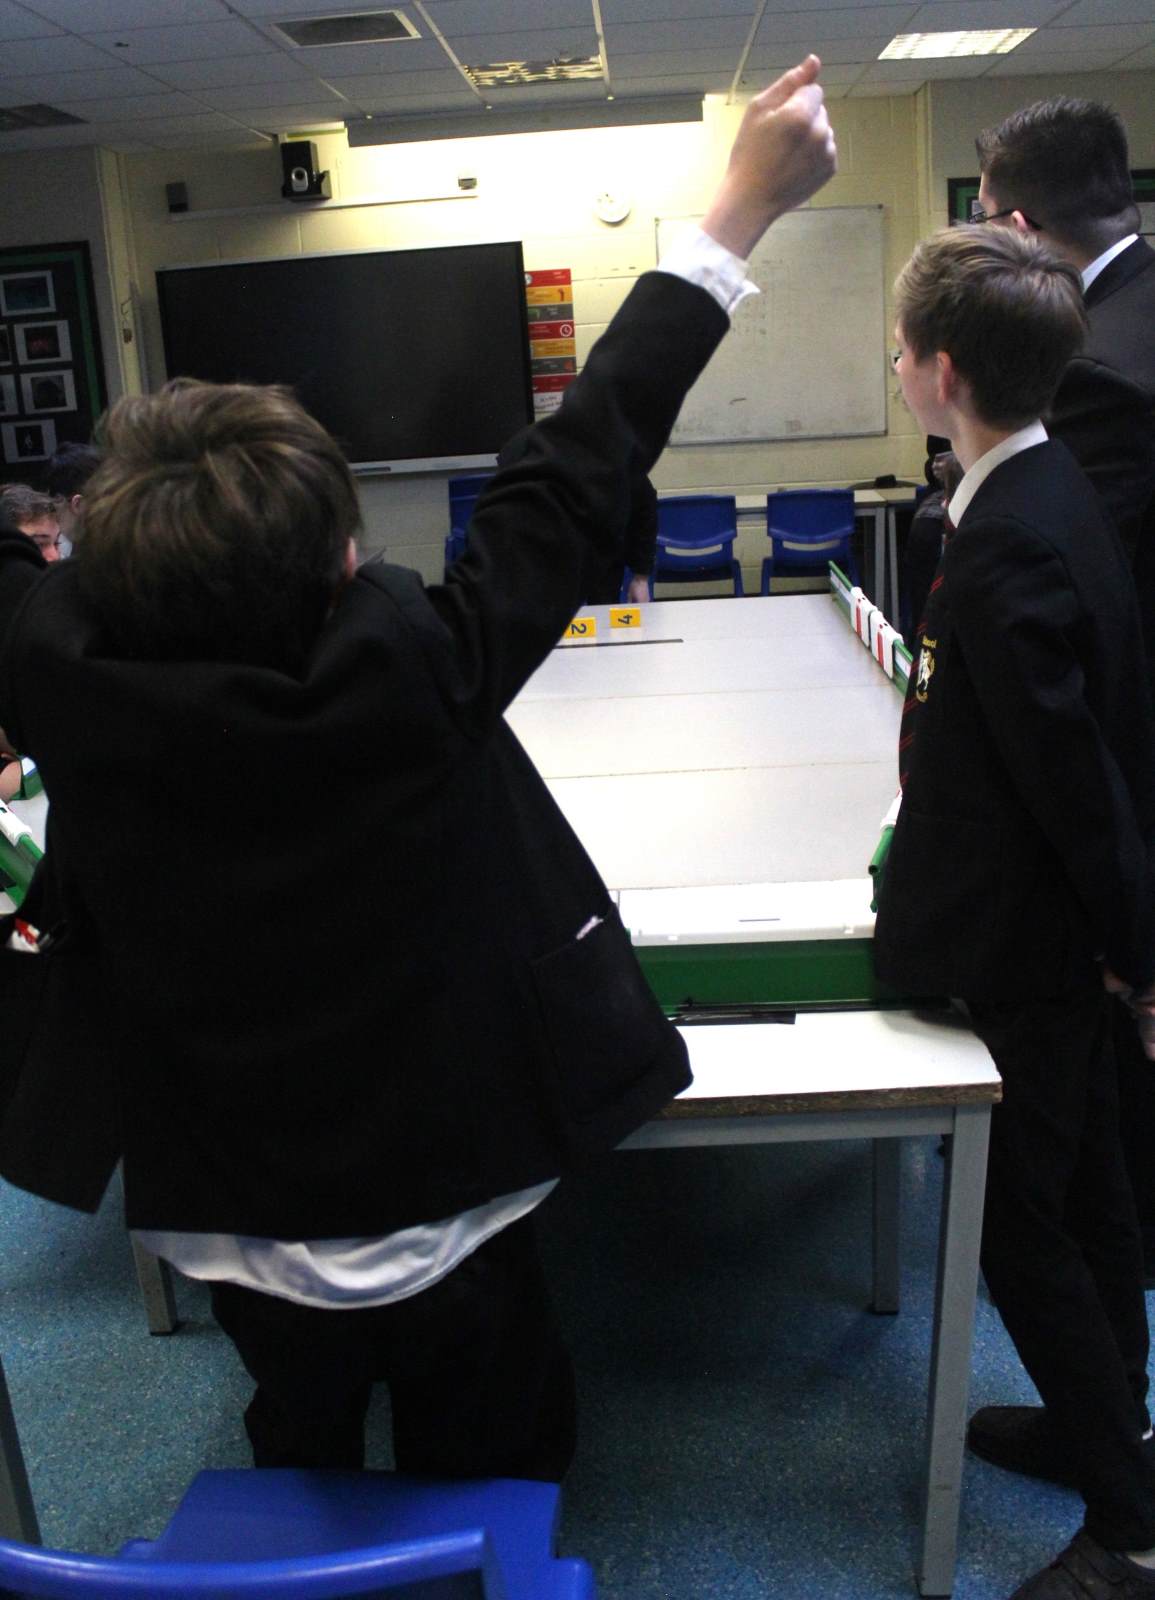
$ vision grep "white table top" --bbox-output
[669,1007,999,1113]
[508,594,899,891]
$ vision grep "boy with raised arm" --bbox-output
[0,63,835,1480]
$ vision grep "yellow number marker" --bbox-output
[609,606,641,629]
[564,616,597,640]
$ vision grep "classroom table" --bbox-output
[507,593,999,1597]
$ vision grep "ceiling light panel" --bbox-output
[267,10,419,47]
[879,28,1036,58]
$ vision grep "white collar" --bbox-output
[948,420,1048,526]
[1082,234,1138,292]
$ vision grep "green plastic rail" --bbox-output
[0,799,42,909]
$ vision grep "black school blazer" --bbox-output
[874,439,1155,1002]
[0,271,727,1234]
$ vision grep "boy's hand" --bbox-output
[702,55,837,261]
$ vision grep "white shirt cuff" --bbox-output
[656,225,759,315]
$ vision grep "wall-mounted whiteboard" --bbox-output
[657,207,887,446]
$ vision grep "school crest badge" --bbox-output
[916,636,937,703]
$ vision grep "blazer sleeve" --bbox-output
[947,517,1155,988]
[624,473,659,578]
[422,271,728,733]
[0,529,46,749]
[1048,356,1155,562]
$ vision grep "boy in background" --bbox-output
[875,224,1155,1600]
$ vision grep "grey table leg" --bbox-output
[0,1356,38,1544]
[917,1101,991,1596]
[131,1239,179,1335]
[886,506,900,626]
[872,1137,901,1314]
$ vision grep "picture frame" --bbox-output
[1,418,57,463]
[0,375,16,418]
[0,270,55,318]
[0,326,10,366]
[14,319,72,365]
[20,369,76,415]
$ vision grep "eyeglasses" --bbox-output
[890,349,902,370]
[969,199,1043,229]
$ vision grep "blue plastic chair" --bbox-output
[444,473,494,576]
[651,494,743,597]
[0,1470,596,1599]
[761,489,859,595]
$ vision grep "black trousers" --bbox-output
[209,1214,576,1481]
[967,985,1155,1550]
[1113,1000,1155,1269]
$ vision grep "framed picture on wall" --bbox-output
[0,243,105,470]
[20,370,75,414]
[0,375,17,418]
[15,319,71,365]
[1,418,57,463]
[949,170,1155,229]
[0,270,55,318]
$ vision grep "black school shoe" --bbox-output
[969,1406,1155,1489]
[1010,1532,1155,1598]
[968,1406,1081,1487]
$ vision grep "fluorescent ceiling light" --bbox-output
[880,28,1035,59]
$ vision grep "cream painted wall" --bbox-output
[925,70,1155,229]
[0,145,131,413]
[119,93,923,579]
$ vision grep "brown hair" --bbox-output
[0,482,56,533]
[976,97,1138,255]
[79,380,361,668]
[895,225,1087,428]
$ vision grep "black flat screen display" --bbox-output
[156,241,534,472]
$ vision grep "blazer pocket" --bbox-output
[530,907,673,1121]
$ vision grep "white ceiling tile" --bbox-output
[248,38,445,73]
[756,6,920,44]
[0,65,159,97]
[240,102,351,124]
[600,0,759,16]
[22,0,225,27]
[739,60,865,83]
[200,78,348,108]
[80,20,277,64]
[0,34,122,74]
[138,128,272,147]
[1009,22,1155,54]
[604,71,726,93]
[424,0,595,27]
[984,46,1145,74]
[608,47,743,76]
[343,88,479,112]
[322,71,472,97]
[1034,0,1155,20]
[903,0,1068,27]
[747,35,895,65]
[449,28,600,61]
[604,15,760,52]
[146,53,318,89]
[52,90,206,119]
[0,2,61,42]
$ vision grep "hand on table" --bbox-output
[626,573,651,604]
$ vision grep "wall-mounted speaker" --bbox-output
[279,140,330,202]
[165,181,189,214]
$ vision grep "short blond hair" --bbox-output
[895,224,1086,428]
[80,380,361,669]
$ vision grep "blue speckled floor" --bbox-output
[0,1136,1122,1598]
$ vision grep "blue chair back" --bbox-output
[762,489,858,595]
[653,494,743,596]
[0,1471,597,1600]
